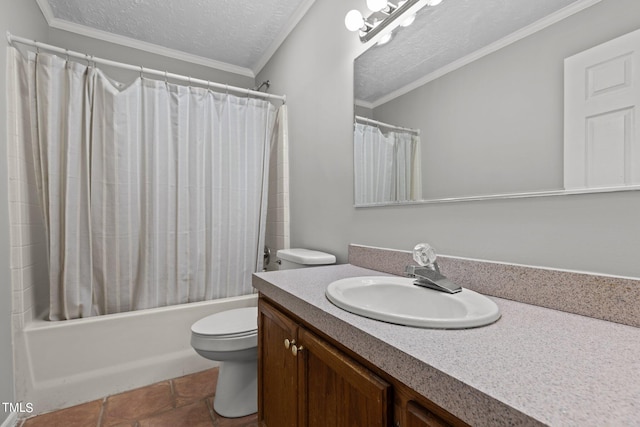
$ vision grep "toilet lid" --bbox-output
[277,248,336,265]
[191,307,258,337]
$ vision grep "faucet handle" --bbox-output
[413,243,437,267]
[405,265,417,277]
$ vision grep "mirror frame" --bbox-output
[353,185,640,207]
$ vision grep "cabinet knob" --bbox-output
[291,344,304,356]
[284,338,295,349]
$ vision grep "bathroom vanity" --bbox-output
[253,257,640,426]
[257,297,465,427]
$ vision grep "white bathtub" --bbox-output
[14,294,257,417]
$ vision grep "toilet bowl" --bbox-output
[190,248,335,418]
[190,307,258,418]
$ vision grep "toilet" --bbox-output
[190,248,335,418]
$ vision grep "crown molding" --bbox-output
[35,0,255,78]
[254,0,316,74]
[35,0,55,23]
[354,99,375,110]
[367,0,602,108]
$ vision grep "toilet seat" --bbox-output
[191,307,258,353]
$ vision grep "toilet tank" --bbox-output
[276,248,336,270]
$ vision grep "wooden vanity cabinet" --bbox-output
[258,297,299,427]
[299,328,390,426]
[258,298,390,427]
[391,384,464,427]
[258,297,468,427]
[400,399,458,427]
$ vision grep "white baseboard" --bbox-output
[0,412,18,427]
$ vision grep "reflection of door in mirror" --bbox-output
[564,28,640,190]
[353,116,422,204]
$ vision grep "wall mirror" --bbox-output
[353,0,640,206]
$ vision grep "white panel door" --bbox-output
[564,28,640,189]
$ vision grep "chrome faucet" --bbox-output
[406,243,462,294]
[405,265,462,294]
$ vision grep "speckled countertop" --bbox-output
[253,264,640,427]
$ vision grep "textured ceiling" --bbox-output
[356,0,590,106]
[41,0,314,75]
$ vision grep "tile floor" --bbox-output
[18,368,259,427]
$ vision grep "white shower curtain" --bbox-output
[391,130,422,202]
[354,123,394,204]
[8,47,277,320]
[353,122,422,204]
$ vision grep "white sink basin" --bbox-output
[326,276,501,329]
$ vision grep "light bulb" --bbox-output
[427,0,443,5]
[400,13,415,27]
[344,10,365,32]
[377,32,393,46]
[366,0,388,12]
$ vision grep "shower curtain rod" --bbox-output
[355,115,420,135]
[6,32,286,104]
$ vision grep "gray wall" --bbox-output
[372,34,564,198]
[258,0,640,279]
[1,3,49,423]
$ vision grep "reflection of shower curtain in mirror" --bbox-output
[354,123,422,204]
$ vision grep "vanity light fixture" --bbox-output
[366,0,389,12]
[345,0,445,44]
[377,32,393,45]
[400,13,416,27]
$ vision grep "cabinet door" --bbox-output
[258,300,299,427]
[298,328,390,427]
[406,401,454,427]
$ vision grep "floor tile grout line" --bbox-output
[96,396,107,427]
[205,397,217,425]
[169,378,177,409]
[20,368,234,426]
